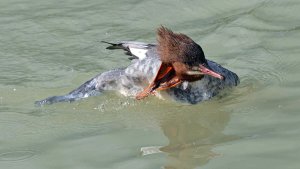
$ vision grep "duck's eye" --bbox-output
[191,66,199,71]
[186,66,203,75]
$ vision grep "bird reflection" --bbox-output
[156,103,237,169]
[91,97,238,169]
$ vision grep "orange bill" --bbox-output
[136,63,182,100]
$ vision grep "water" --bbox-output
[1,0,300,168]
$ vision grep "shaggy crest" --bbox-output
[157,26,206,66]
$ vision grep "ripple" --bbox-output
[236,46,284,88]
[0,150,35,161]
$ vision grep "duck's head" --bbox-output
[157,26,223,81]
[136,26,224,100]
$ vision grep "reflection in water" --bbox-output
[92,97,239,169]
[157,104,237,169]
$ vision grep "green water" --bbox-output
[1,0,300,168]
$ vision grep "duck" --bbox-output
[35,26,239,106]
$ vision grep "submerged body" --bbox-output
[35,41,239,106]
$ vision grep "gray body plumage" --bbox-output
[35,41,239,106]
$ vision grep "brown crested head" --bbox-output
[157,26,207,67]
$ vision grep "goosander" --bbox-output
[35,26,239,106]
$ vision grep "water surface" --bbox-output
[1,0,300,168]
